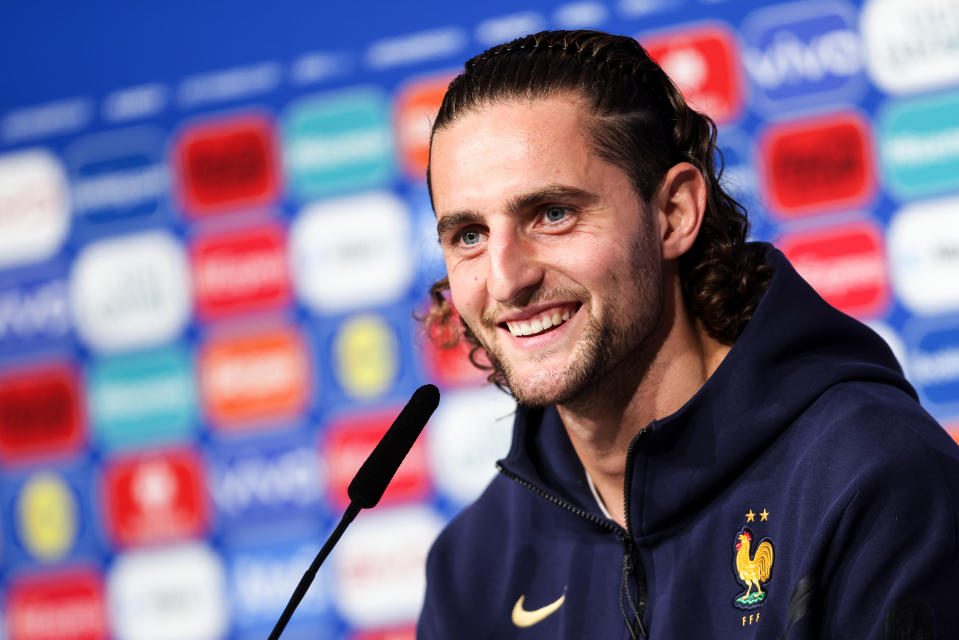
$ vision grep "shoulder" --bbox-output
[426,472,523,571]
[790,381,959,485]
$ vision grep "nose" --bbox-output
[486,229,543,303]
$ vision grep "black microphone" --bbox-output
[267,384,441,640]
[348,382,440,508]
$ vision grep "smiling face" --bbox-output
[430,95,668,408]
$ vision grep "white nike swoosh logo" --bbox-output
[511,592,566,627]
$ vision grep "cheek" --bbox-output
[447,267,485,319]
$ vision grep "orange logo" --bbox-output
[199,327,310,428]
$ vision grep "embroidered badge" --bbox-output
[732,525,774,609]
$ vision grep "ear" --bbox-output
[653,162,706,261]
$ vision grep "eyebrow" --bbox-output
[435,184,599,237]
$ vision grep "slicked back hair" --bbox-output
[424,30,772,388]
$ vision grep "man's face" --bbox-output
[430,96,665,407]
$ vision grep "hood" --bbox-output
[500,243,914,536]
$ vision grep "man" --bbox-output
[418,30,959,639]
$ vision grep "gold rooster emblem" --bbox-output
[733,527,774,609]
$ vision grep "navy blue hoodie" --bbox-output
[418,245,959,639]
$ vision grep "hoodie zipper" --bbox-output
[495,426,651,639]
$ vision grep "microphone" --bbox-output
[268,384,441,640]
[348,382,440,508]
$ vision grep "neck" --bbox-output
[557,278,731,528]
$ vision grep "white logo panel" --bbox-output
[107,543,228,640]
[0,149,70,269]
[862,0,959,94]
[290,191,414,313]
[70,231,190,352]
[888,196,959,316]
[333,505,443,628]
[427,386,516,505]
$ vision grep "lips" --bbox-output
[502,304,579,337]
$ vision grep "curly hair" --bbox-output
[424,30,773,387]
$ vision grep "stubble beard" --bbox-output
[471,234,664,410]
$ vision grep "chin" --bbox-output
[502,364,591,408]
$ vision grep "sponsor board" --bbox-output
[741,1,864,111]
[779,221,889,319]
[13,472,81,564]
[226,540,331,632]
[64,127,168,229]
[905,318,959,419]
[323,408,430,509]
[393,73,454,181]
[332,505,443,629]
[101,448,208,546]
[290,192,415,314]
[879,90,959,199]
[199,327,311,428]
[861,0,959,95]
[0,270,72,359]
[887,196,959,316]
[418,329,489,390]
[173,113,279,217]
[190,222,291,320]
[0,363,84,463]
[350,629,416,640]
[282,88,394,198]
[208,430,324,532]
[5,568,107,640]
[0,149,70,270]
[642,23,743,124]
[107,543,228,640]
[70,231,191,353]
[426,386,516,505]
[87,346,197,451]
[332,314,400,400]
[759,111,875,217]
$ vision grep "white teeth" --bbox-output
[506,308,574,337]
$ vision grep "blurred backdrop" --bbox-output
[1,0,958,638]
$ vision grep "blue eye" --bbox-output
[544,207,568,222]
[460,229,482,246]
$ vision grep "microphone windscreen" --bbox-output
[347,384,440,509]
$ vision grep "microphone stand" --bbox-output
[266,383,439,640]
[267,502,362,640]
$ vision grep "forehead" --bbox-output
[429,96,605,212]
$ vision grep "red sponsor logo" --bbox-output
[394,73,455,180]
[760,111,875,218]
[350,628,415,640]
[174,114,279,217]
[644,24,743,124]
[780,222,889,318]
[6,568,107,640]
[323,410,430,508]
[191,223,291,320]
[199,327,310,428]
[0,363,83,462]
[417,308,489,388]
[102,448,208,546]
